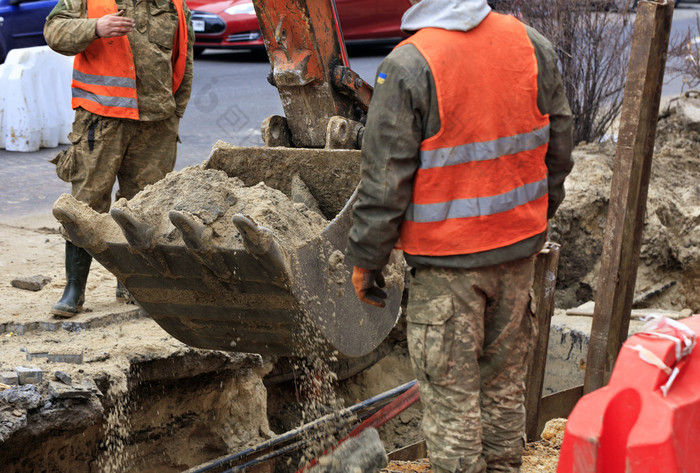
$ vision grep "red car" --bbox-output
[186,0,412,56]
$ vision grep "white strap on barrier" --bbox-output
[631,315,696,397]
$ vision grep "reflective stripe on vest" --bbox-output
[395,14,550,256]
[72,0,188,119]
[72,69,138,111]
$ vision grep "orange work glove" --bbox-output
[352,266,387,308]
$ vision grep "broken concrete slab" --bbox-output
[11,275,52,291]
[48,381,93,400]
[0,384,42,410]
[1,306,146,337]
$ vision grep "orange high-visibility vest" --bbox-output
[72,0,188,119]
[396,13,550,256]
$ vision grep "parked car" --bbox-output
[186,0,412,56]
[0,0,57,63]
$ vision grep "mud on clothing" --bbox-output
[407,258,537,473]
[44,0,194,212]
[346,17,573,272]
[345,1,574,472]
[52,108,179,214]
[44,0,194,121]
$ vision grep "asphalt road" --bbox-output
[1,5,699,221]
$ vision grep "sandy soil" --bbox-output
[0,211,244,397]
[1,213,122,326]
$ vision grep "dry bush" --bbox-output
[666,14,700,92]
[493,0,635,143]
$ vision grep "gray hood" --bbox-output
[401,0,491,33]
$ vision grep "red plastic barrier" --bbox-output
[557,314,700,473]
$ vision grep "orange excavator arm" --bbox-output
[252,0,373,149]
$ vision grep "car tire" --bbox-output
[193,46,205,58]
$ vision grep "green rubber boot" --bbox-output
[51,241,92,318]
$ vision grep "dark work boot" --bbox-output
[116,280,136,304]
[51,241,92,318]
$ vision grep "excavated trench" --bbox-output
[2,97,700,473]
[0,318,419,473]
[1,141,418,473]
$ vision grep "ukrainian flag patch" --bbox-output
[377,72,387,85]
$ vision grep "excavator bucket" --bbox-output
[51,0,404,359]
[52,143,404,358]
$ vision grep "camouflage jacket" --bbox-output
[44,0,194,121]
[347,25,574,271]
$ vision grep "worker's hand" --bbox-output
[352,266,387,308]
[96,10,134,38]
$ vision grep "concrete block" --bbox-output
[542,313,647,395]
[15,366,43,385]
[0,46,74,152]
[1,371,19,385]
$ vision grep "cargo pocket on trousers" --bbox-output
[49,132,81,183]
[407,294,456,384]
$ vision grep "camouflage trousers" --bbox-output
[406,256,537,473]
[52,108,179,213]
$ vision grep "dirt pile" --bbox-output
[113,165,329,250]
[550,94,700,312]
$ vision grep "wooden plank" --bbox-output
[525,242,561,442]
[565,301,686,320]
[388,440,428,462]
[584,0,674,394]
[536,385,584,439]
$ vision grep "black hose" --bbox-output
[184,380,417,473]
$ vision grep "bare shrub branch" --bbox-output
[666,14,700,92]
[492,0,635,143]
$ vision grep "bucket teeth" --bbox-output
[232,214,288,271]
[52,206,92,249]
[169,210,232,279]
[169,210,207,251]
[52,194,108,253]
[111,207,170,274]
[110,207,154,250]
[232,214,269,254]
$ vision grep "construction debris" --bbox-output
[10,275,51,291]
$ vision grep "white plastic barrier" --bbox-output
[0,46,74,152]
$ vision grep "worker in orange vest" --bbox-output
[44,0,193,317]
[346,0,574,471]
